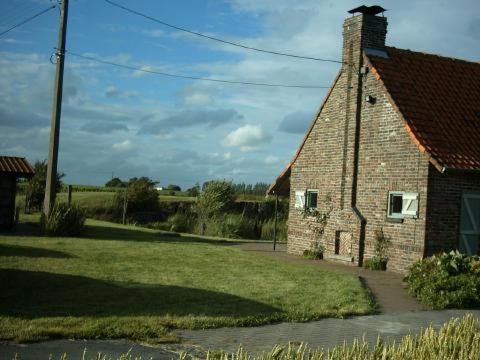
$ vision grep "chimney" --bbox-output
[342,5,388,68]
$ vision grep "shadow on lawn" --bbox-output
[0,244,73,259]
[0,269,280,318]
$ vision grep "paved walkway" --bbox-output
[177,310,480,355]
[231,242,427,314]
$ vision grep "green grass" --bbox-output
[0,215,374,343]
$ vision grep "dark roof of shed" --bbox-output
[0,156,35,177]
[367,47,480,172]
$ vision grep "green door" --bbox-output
[459,192,480,255]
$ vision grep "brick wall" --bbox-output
[287,13,429,273]
[0,175,16,230]
[425,167,480,255]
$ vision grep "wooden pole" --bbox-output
[273,192,278,251]
[67,184,72,207]
[43,0,69,218]
[122,186,128,225]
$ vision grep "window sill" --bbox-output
[386,217,404,223]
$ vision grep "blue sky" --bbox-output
[1,0,479,189]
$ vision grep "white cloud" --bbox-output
[223,124,272,152]
[112,140,133,151]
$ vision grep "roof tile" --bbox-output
[367,47,480,171]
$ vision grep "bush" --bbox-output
[363,258,387,271]
[303,242,325,260]
[197,180,236,220]
[42,203,86,236]
[167,212,196,233]
[25,160,64,212]
[405,251,480,309]
[113,177,159,214]
[261,219,287,242]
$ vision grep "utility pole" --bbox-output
[43,0,69,218]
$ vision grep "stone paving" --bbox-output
[177,310,480,355]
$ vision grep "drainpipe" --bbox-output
[349,41,367,267]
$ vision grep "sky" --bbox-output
[1,0,479,189]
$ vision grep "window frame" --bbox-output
[306,189,319,209]
[387,191,419,219]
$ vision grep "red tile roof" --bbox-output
[0,156,35,177]
[366,47,480,172]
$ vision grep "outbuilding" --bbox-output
[0,156,35,230]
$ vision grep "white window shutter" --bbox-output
[295,190,306,209]
[402,193,419,217]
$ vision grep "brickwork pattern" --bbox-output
[425,168,480,255]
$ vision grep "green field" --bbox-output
[0,215,373,343]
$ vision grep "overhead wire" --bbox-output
[0,3,45,26]
[66,50,332,89]
[103,0,343,64]
[0,4,57,38]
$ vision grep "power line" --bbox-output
[103,0,343,64]
[66,50,332,89]
[0,4,57,38]
[0,2,45,26]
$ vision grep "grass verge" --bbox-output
[0,216,373,343]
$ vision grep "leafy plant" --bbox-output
[24,160,64,212]
[113,177,159,214]
[405,251,480,308]
[300,200,333,260]
[42,203,86,236]
[364,228,391,271]
[197,180,236,220]
[303,242,325,260]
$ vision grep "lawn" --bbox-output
[0,216,374,343]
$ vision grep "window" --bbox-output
[295,189,319,209]
[294,191,305,209]
[306,189,318,209]
[387,191,419,219]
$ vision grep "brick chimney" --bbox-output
[342,7,388,68]
[339,6,388,211]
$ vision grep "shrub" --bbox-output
[25,160,64,212]
[113,177,159,214]
[364,228,391,271]
[42,203,86,236]
[405,251,480,309]
[260,219,287,242]
[363,258,387,271]
[303,242,325,260]
[197,180,236,220]
[167,212,196,233]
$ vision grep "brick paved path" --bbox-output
[177,310,480,355]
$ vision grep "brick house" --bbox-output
[0,156,35,230]
[267,6,480,273]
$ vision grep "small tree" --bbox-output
[186,184,200,197]
[166,184,181,191]
[197,180,235,219]
[105,177,126,188]
[114,177,159,214]
[25,160,64,212]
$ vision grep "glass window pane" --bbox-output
[308,192,318,208]
[390,195,403,214]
